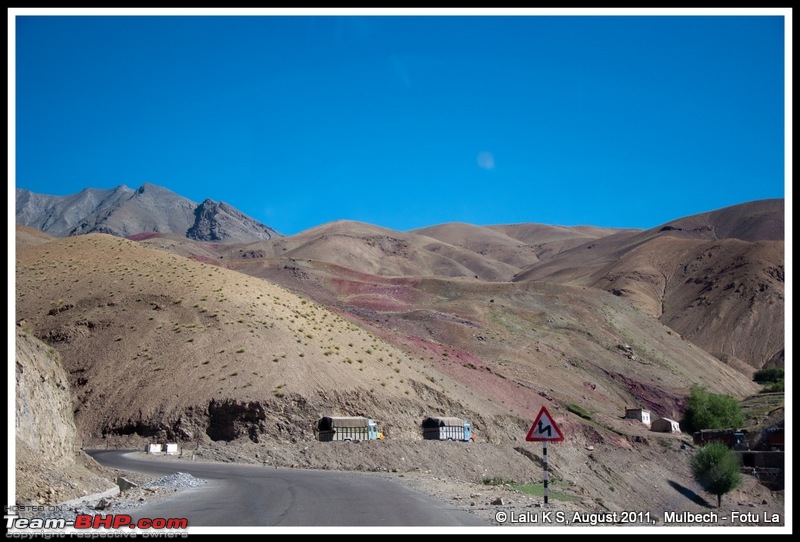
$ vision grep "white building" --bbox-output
[651,418,681,433]
[625,408,651,427]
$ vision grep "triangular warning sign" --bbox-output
[526,406,565,442]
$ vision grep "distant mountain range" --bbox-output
[15,183,281,243]
[15,183,784,374]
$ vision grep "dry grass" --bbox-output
[15,232,508,443]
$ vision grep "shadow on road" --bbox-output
[667,480,713,508]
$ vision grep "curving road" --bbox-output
[87,450,489,527]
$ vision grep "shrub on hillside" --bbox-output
[753,367,784,383]
[760,381,784,393]
[567,403,592,420]
[680,385,744,434]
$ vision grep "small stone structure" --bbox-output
[625,408,651,427]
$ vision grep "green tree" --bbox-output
[681,385,745,434]
[752,367,784,383]
[691,442,743,507]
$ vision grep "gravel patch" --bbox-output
[13,471,208,523]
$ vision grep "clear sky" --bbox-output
[10,9,789,236]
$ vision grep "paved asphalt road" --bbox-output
[87,450,490,528]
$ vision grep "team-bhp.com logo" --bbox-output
[5,513,188,537]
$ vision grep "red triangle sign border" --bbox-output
[526,405,565,442]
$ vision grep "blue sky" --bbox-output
[10,9,789,236]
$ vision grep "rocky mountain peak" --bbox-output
[187,198,280,242]
[16,184,282,244]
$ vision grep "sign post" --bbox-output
[525,406,564,506]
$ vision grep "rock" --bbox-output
[16,330,110,505]
[94,498,112,510]
[491,497,504,505]
[116,477,138,492]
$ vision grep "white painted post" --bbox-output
[543,439,549,506]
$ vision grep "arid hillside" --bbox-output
[15,328,115,504]
[15,232,511,444]
[13,198,785,518]
[213,219,632,283]
[417,222,632,267]
[512,199,784,372]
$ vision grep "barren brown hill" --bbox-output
[216,220,521,281]
[13,197,785,520]
[14,224,56,250]
[413,222,634,272]
[411,222,548,270]
[493,223,629,242]
[513,200,783,281]
[212,220,630,285]
[126,231,230,264]
[658,198,784,242]
[209,227,766,440]
[224,254,759,416]
[487,223,635,262]
[15,232,511,444]
[512,200,784,373]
